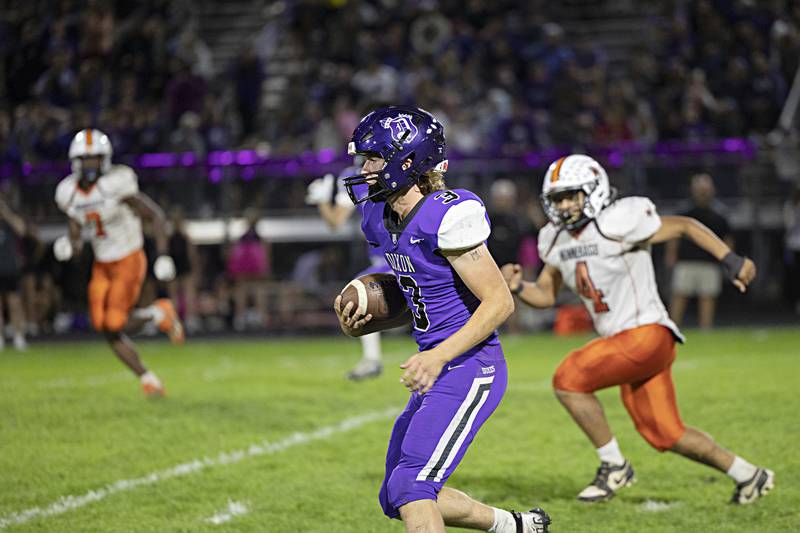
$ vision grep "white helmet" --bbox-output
[68,128,113,176]
[541,154,614,229]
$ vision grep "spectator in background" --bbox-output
[782,186,800,315]
[231,46,265,142]
[165,59,207,126]
[18,211,45,336]
[486,179,524,267]
[666,173,733,329]
[351,55,398,104]
[227,209,271,331]
[0,195,28,350]
[487,179,525,332]
[166,207,201,333]
[170,111,206,156]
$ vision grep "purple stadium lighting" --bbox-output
[180,152,196,166]
[208,167,223,183]
[139,153,176,168]
[236,151,258,165]
[317,148,337,164]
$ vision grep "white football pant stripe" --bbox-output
[416,375,494,483]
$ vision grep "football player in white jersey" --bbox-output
[53,129,184,396]
[306,165,391,381]
[502,155,774,505]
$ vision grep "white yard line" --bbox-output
[205,500,249,525]
[0,407,397,530]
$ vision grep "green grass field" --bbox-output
[1,328,798,532]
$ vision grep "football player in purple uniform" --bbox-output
[334,106,551,533]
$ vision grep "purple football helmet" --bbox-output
[344,105,448,204]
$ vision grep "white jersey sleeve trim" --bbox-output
[437,199,491,251]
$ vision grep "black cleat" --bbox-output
[511,507,551,533]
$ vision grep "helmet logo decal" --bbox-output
[380,114,419,144]
[550,156,566,183]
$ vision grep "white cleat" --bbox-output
[577,460,635,502]
[731,467,774,504]
[346,359,382,381]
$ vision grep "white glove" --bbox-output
[154,255,176,281]
[305,174,336,205]
[53,236,73,262]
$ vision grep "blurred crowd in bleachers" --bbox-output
[1,0,800,342]
[2,0,799,168]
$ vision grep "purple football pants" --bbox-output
[379,342,507,518]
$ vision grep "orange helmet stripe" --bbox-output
[85,129,93,147]
[550,156,566,183]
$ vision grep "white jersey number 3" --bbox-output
[575,261,610,313]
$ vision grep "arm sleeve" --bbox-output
[437,199,491,251]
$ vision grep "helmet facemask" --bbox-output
[73,155,105,189]
[540,154,616,230]
[343,106,447,204]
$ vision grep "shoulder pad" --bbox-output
[55,175,78,212]
[101,165,139,198]
[598,196,661,243]
[435,191,490,251]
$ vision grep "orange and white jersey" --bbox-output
[55,165,144,262]
[538,196,684,342]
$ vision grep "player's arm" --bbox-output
[123,192,167,253]
[400,244,513,393]
[501,263,562,308]
[306,174,354,229]
[318,202,353,229]
[647,215,755,292]
[53,218,83,262]
[437,244,514,356]
[0,197,26,236]
[123,192,177,281]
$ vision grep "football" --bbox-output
[338,273,407,321]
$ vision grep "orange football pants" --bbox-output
[552,324,685,451]
[88,249,147,332]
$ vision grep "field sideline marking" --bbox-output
[0,406,398,530]
[205,500,249,525]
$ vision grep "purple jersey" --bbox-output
[357,187,497,352]
[336,168,390,268]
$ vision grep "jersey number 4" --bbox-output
[575,261,610,313]
[85,211,106,237]
[399,275,430,331]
